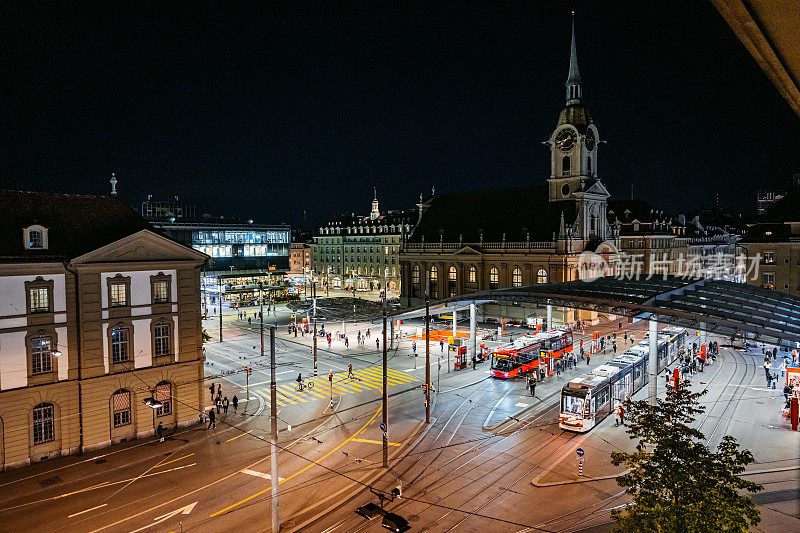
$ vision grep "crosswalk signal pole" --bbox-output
[329,370,333,409]
[218,275,223,342]
[425,271,431,424]
[269,326,280,532]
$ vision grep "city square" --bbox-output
[1,2,799,532]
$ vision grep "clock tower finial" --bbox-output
[566,12,582,106]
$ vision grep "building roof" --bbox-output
[0,190,153,263]
[408,184,574,243]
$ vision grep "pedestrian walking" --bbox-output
[209,383,215,400]
[207,408,216,429]
[772,372,778,389]
[376,338,380,349]
[619,403,625,425]
[624,332,628,343]
[528,375,537,397]
[586,352,591,365]
[217,384,222,396]
[215,397,222,414]
[156,422,165,442]
[223,396,229,415]
[614,404,621,426]
[780,359,788,376]
[348,364,354,379]
[440,339,444,352]
[345,337,349,348]
[232,395,239,412]
[764,359,772,385]
[472,355,476,370]
[631,334,635,344]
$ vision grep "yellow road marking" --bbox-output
[359,368,404,385]
[226,431,254,443]
[388,368,420,381]
[155,453,195,468]
[304,387,328,399]
[276,385,309,403]
[273,390,298,405]
[209,405,383,518]
[351,438,401,447]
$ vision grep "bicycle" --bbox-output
[296,380,314,392]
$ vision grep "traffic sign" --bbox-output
[380,422,387,433]
[576,448,584,457]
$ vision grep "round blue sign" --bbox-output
[576,448,585,457]
[380,422,387,433]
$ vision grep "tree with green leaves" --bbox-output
[610,379,762,532]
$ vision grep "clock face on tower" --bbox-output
[555,129,576,151]
[586,129,596,150]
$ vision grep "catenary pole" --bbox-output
[382,296,388,467]
[425,270,431,424]
[312,282,318,377]
[218,275,223,342]
[270,326,280,532]
[648,318,658,406]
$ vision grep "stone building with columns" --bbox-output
[0,190,207,469]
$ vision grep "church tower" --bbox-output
[370,188,380,220]
[547,15,609,242]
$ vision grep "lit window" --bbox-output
[762,273,775,290]
[512,268,522,287]
[111,328,129,363]
[110,283,128,307]
[468,266,477,283]
[29,287,49,312]
[764,252,775,264]
[430,265,438,298]
[154,323,170,357]
[490,267,499,289]
[449,267,457,281]
[112,390,131,427]
[33,403,55,445]
[154,381,172,416]
[153,280,169,303]
[537,268,548,284]
[31,336,53,374]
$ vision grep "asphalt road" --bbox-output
[0,304,796,532]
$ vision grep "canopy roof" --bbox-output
[406,276,800,348]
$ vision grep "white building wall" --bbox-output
[56,326,68,380]
[101,269,177,308]
[0,274,66,317]
[0,331,28,390]
[133,318,152,368]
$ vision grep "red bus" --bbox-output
[490,330,570,379]
[539,331,574,376]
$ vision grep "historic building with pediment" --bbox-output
[0,190,207,469]
[399,20,619,323]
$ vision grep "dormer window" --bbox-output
[24,225,48,250]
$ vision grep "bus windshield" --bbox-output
[492,357,514,371]
[561,393,585,415]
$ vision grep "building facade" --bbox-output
[399,21,617,324]
[311,194,413,295]
[141,197,290,274]
[289,242,311,277]
[0,191,207,469]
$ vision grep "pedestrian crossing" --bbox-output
[255,366,420,407]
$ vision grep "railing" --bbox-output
[403,241,555,251]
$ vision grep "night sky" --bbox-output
[3,1,800,229]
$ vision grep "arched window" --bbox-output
[449,266,457,281]
[587,156,592,175]
[112,389,132,428]
[448,266,457,297]
[512,268,523,287]
[489,267,499,289]
[154,381,172,417]
[430,265,438,298]
[468,266,477,283]
[561,156,570,176]
[33,403,55,444]
[537,268,548,284]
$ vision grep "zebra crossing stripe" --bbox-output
[276,385,309,403]
[359,368,405,385]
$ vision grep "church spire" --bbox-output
[370,188,380,220]
[565,12,582,106]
